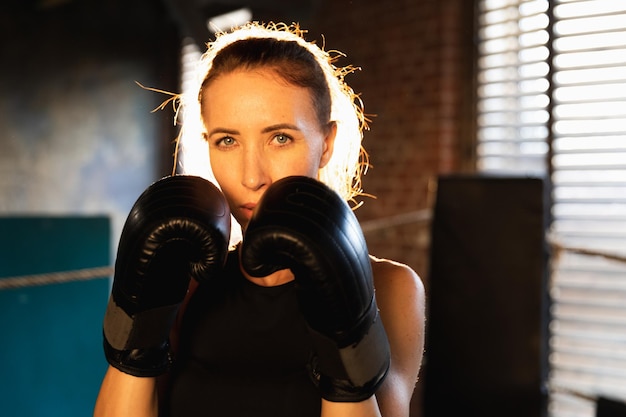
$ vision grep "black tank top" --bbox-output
[165,249,321,416]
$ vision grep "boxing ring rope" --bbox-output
[0,266,113,290]
[360,209,626,265]
[360,209,432,234]
[1,211,624,291]
[548,239,626,264]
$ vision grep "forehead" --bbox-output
[201,69,318,124]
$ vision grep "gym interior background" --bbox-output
[1,1,624,417]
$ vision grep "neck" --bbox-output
[242,267,295,287]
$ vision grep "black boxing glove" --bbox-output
[241,176,390,402]
[103,175,230,377]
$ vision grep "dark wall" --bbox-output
[0,0,180,243]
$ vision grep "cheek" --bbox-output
[306,146,326,177]
[273,153,320,179]
[289,141,326,176]
[209,153,235,195]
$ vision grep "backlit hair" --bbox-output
[177,22,369,205]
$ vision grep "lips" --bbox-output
[240,203,257,220]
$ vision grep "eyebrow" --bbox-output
[261,123,301,133]
[207,123,301,137]
[207,127,239,137]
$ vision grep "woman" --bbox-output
[94,22,425,417]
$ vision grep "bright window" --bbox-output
[477,1,626,416]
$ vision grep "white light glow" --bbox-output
[207,8,252,34]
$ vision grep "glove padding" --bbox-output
[241,176,390,402]
[103,175,230,377]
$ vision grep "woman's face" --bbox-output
[201,68,336,230]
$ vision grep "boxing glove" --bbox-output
[103,175,230,377]
[241,176,390,402]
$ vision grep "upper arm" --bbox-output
[371,257,426,417]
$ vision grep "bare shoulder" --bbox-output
[369,254,425,327]
[370,255,424,298]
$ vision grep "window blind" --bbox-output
[476,0,551,175]
[476,1,626,416]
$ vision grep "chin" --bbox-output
[236,218,249,234]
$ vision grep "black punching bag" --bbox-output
[423,175,550,417]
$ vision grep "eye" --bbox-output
[272,133,292,145]
[216,136,236,147]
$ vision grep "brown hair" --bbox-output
[200,37,332,132]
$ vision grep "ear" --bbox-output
[319,121,337,169]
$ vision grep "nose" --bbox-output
[241,147,270,191]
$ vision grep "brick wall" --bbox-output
[307,1,476,415]
[309,0,475,273]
